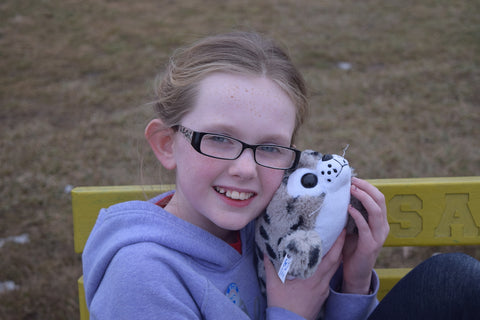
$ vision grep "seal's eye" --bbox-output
[301,173,318,188]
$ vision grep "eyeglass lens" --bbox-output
[200,133,295,169]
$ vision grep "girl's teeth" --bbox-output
[215,187,253,200]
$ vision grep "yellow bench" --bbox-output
[72,177,480,320]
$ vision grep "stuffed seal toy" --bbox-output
[255,149,366,291]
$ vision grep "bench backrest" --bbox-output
[73,177,480,254]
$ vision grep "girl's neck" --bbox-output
[164,195,239,244]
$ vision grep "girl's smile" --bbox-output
[214,186,256,201]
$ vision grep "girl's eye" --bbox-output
[205,135,234,144]
[258,145,282,153]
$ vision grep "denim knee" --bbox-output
[422,252,479,268]
[418,252,480,282]
[414,252,480,316]
[369,253,480,320]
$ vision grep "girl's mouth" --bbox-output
[214,187,255,201]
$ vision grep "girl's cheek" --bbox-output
[262,170,284,197]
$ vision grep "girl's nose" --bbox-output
[228,149,258,179]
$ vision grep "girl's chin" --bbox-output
[213,209,258,232]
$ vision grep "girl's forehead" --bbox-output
[199,72,278,95]
[195,73,296,118]
[184,72,297,143]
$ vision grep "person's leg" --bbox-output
[369,252,480,320]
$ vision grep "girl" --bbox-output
[82,31,479,320]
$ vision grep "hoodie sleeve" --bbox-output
[323,266,379,320]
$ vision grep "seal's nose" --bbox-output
[322,154,333,161]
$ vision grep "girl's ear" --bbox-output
[145,119,177,170]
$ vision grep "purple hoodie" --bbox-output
[82,191,378,319]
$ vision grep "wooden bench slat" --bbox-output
[77,276,88,320]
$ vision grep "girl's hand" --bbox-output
[264,229,346,320]
[342,177,389,294]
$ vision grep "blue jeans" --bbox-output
[369,253,480,320]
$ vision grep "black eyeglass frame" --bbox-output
[174,125,301,170]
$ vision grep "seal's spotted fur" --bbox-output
[255,150,366,293]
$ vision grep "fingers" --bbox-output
[351,178,387,221]
[348,204,370,236]
[350,177,389,242]
[351,177,385,208]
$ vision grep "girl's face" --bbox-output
[166,72,297,242]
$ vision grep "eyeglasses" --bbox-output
[175,125,300,170]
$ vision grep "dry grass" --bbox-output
[0,0,479,318]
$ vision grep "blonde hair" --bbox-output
[154,31,308,142]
